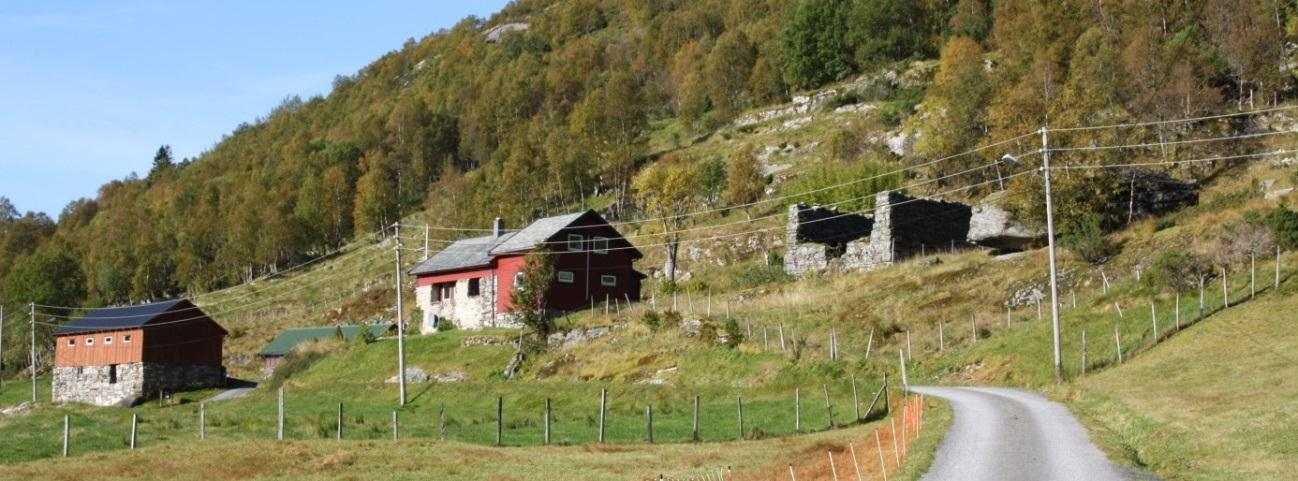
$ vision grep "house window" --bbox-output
[109,365,117,384]
[104,336,113,345]
[557,271,575,283]
[467,278,481,297]
[123,335,132,343]
[567,234,584,251]
[85,337,94,346]
[514,272,524,289]
[437,283,454,301]
[593,237,609,254]
[67,338,75,347]
[600,274,618,287]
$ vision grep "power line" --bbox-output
[1049,105,1298,132]
[1049,129,1294,153]
[1052,149,1298,170]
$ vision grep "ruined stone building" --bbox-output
[785,191,973,277]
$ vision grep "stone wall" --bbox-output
[54,362,225,407]
[416,274,504,333]
[786,191,974,276]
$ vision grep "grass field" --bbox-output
[1060,275,1298,481]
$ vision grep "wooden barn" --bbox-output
[410,210,644,331]
[53,299,227,407]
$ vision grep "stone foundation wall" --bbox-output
[417,274,501,333]
[54,363,225,407]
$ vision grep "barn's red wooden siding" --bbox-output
[54,314,225,368]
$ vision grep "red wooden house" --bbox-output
[52,299,227,406]
[410,210,644,331]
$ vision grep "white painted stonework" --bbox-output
[417,274,519,333]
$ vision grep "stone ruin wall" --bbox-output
[785,191,972,277]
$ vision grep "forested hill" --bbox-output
[2,0,1295,311]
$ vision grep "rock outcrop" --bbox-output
[967,204,1041,251]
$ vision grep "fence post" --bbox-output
[336,402,343,440]
[130,413,138,449]
[277,387,285,441]
[970,314,977,343]
[62,415,69,457]
[1150,300,1159,341]
[779,324,786,351]
[598,388,607,443]
[1115,302,1124,318]
[439,404,446,441]
[865,328,874,359]
[788,464,798,481]
[1222,267,1229,308]
[1277,245,1282,290]
[764,326,770,350]
[200,402,207,440]
[938,322,945,352]
[737,396,745,440]
[544,398,552,445]
[1198,276,1206,321]
[1006,307,1011,327]
[646,404,654,444]
[851,376,860,421]
[794,388,801,432]
[823,384,834,429]
[1175,292,1181,331]
[828,450,841,481]
[906,330,912,359]
[1114,326,1123,364]
[690,395,700,442]
[849,442,864,481]
[392,411,399,441]
[1251,252,1257,298]
[495,396,503,446]
[875,430,889,481]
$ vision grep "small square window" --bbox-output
[557,271,575,283]
[67,338,75,347]
[567,234,584,251]
[514,272,524,289]
[123,335,132,343]
[600,274,617,287]
[85,338,94,346]
[467,278,481,297]
[593,237,609,254]
[104,336,113,345]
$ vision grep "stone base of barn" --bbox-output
[53,363,226,407]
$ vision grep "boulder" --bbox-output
[967,204,1040,252]
[385,367,429,384]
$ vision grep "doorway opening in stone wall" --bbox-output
[109,364,118,384]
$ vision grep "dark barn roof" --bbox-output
[408,210,640,277]
[53,299,222,336]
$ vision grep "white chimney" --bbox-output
[493,217,504,238]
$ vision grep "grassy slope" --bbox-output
[1062,279,1298,481]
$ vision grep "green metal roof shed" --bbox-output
[258,324,395,358]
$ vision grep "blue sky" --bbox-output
[0,1,510,218]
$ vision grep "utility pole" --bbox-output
[0,304,5,389]
[423,224,430,261]
[394,223,407,406]
[30,302,37,402]
[1041,127,1064,384]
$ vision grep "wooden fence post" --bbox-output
[392,411,399,441]
[828,450,841,481]
[865,328,874,359]
[1277,245,1282,290]
[277,387,285,441]
[1175,292,1181,331]
[692,395,700,442]
[938,322,945,352]
[336,402,343,440]
[764,326,770,351]
[544,398,552,445]
[779,324,786,351]
[823,384,834,429]
[598,388,607,443]
[1199,276,1206,321]
[737,396,745,440]
[875,429,889,481]
[970,314,977,343]
[1006,307,1011,327]
[851,376,860,421]
[1251,252,1257,298]
[646,404,654,443]
[849,442,864,481]
[905,331,912,359]
[62,415,69,457]
[794,388,801,432]
[1114,325,1123,364]
[439,404,446,441]
[789,464,798,481]
[200,402,207,440]
[1222,267,1229,308]
[130,413,138,449]
[1150,300,1159,341]
[495,396,503,446]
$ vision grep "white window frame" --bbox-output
[104,336,113,345]
[123,335,132,343]
[557,271,575,283]
[67,338,75,347]
[514,272,525,289]
[593,237,610,254]
[600,274,617,287]
[567,234,584,251]
[85,337,94,346]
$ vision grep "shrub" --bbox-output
[732,261,793,289]
[266,342,335,389]
[1264,205,1298,250]
[723,318,744,348]
[1060,212,1116,264]
[1150,251,1208,293]
[639,311,665,332]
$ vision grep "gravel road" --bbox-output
[911,386,1159,481]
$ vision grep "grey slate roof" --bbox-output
[53,299,217,335]
[409,232,516,275]
[490,211,590,254]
